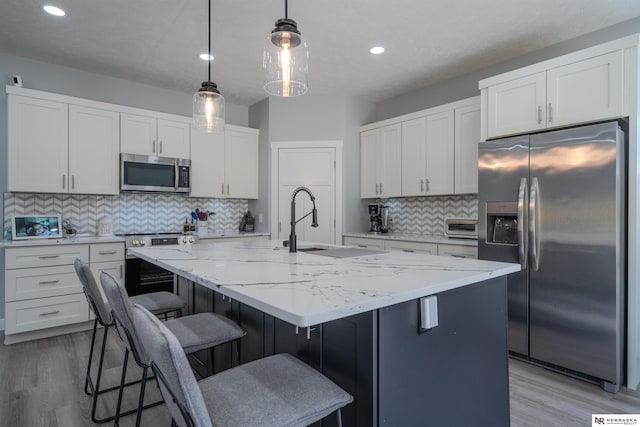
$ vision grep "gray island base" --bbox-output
[129,240,518,426]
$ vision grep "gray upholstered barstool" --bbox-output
[100,271,246,427]
[133,303,353,427]
[74,259,184,423]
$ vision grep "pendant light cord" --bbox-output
[208,0,211,82]
[284,0,288,19]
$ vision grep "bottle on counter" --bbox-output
[183,218,190,235]
[190,219,196,233]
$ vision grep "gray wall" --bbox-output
[375,16,640,121]
[0,50,249,323]
[247,94,376,238]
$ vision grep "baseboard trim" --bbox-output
[0,318,4,331]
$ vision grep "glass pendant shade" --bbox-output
[263,18,309,97]
[193,82,225,133]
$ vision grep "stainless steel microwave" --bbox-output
[120,154,191,193]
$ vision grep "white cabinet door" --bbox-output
[401,117,427,196]
[8,95,68,193]
[425,110,454,195]
[343,236,385,249]
[384,240,438,255]
[69,105,119,195]
[547,50,624,128]
[190,127,225,198]
[379,124,402,198]
[360,129,379,198]
[120,113,157,155]
[454,103,480,194]
[225,129,258,198]
[487,72,546,138]
[157,119,190,158]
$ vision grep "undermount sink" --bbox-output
[297,246,387,258]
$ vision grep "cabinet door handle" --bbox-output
[221,183,225,194]
[39,280,60,285]
[40,310,60,317]
[152,140,156,153]
[425,179,430,192]
[357,244,367,248]
[278,221,282,232]
[227,184,230,195]
[71,175,75,190]
[98,250,117,255]
[402,249,415,253]
[375,184,379,194]
[421,179,424,192]
[537,106,542,125]
[548,103,553,122]
[159,141,163,154]
[120,265,123,279]
[379,183,383,194]
[62,174,66,190]
[39,255,60,259]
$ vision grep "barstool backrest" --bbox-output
[74,259,112,325]
[100,272,147,365]
[133,304,212,427]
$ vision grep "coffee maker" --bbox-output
[368,203,381,233]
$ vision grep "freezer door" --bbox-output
[478,135,530,354]
[528,122,624,384]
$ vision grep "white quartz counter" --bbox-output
[0,235,125,247]
[343,232,478,247]
[129,239,518,327]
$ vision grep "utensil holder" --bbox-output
[197,220,208,237]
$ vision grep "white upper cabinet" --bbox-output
[8,95,69,193]
[401,117,427,196]
[121,113,189,158]
[190,126,259,199]
[454,103,481,194]
[361,124,402,198]
[69,105,119,195]
[482,43,626,140]
[487,72,546,138]
[8,95,118,195]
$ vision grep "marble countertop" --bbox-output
[0,235,125,247]
[343,232,478,246]
[129,239,518,327]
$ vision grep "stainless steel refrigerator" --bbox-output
[478,121,626,392]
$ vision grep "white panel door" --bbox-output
[8,95,68,193]
[69,105,119,195]
[425,110,454,195]
[487,72,546,138]
[277,147,336,244]
[190,127,225,198]
[401,117,427,196]
[157,119,190,158]
[454,103,480,194]
[379,124,402,198]
[547,50,624,128]
[225,129,258,198]
[120,113,157,155]
[360,129,379,198]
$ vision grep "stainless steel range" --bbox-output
[120,233,199,296]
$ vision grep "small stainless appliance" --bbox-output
[121,232,198,296]
[368,203,381,233]
[120,153,191,193]
[380,205,389,233]
[444,218,478,239]
[478,121,626,392]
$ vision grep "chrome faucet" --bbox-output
[284,186,318,253]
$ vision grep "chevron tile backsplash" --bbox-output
[380,195,477,236]
[4,193,248,236]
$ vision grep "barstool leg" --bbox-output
[114,348,130,427]
[134,365,149,427]
[337,408,343,427]
[84,318,99,395]
[90,323,111,423]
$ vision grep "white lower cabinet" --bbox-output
[343,236,477,259]
[437,243,478,259]
[343,236,385,249]
[4,242,125,340]
[384,240,437,255]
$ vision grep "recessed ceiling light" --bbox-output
[43,5,66,17]
[369,46,385,55]
[199,53,214,61]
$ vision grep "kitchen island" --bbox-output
[129,239,519,426]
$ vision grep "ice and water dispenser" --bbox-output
[485,202,519,245]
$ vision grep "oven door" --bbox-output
[120,153,190,193]
[125,257,175,296]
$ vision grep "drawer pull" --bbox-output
[357,245,367,248]
[447,254,466,258]
[402,249,415,253]
[98,250,118,255]
[39,280,60,285]
[39,310,60,316]
[39,255,60,259]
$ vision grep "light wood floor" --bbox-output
[1,329,639,427]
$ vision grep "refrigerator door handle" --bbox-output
[517,177,528,270]
[529,177,540,271]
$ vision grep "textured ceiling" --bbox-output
[1,0,640,106]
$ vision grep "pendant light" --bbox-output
[263,0,309,97]
[193,0,225,133]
